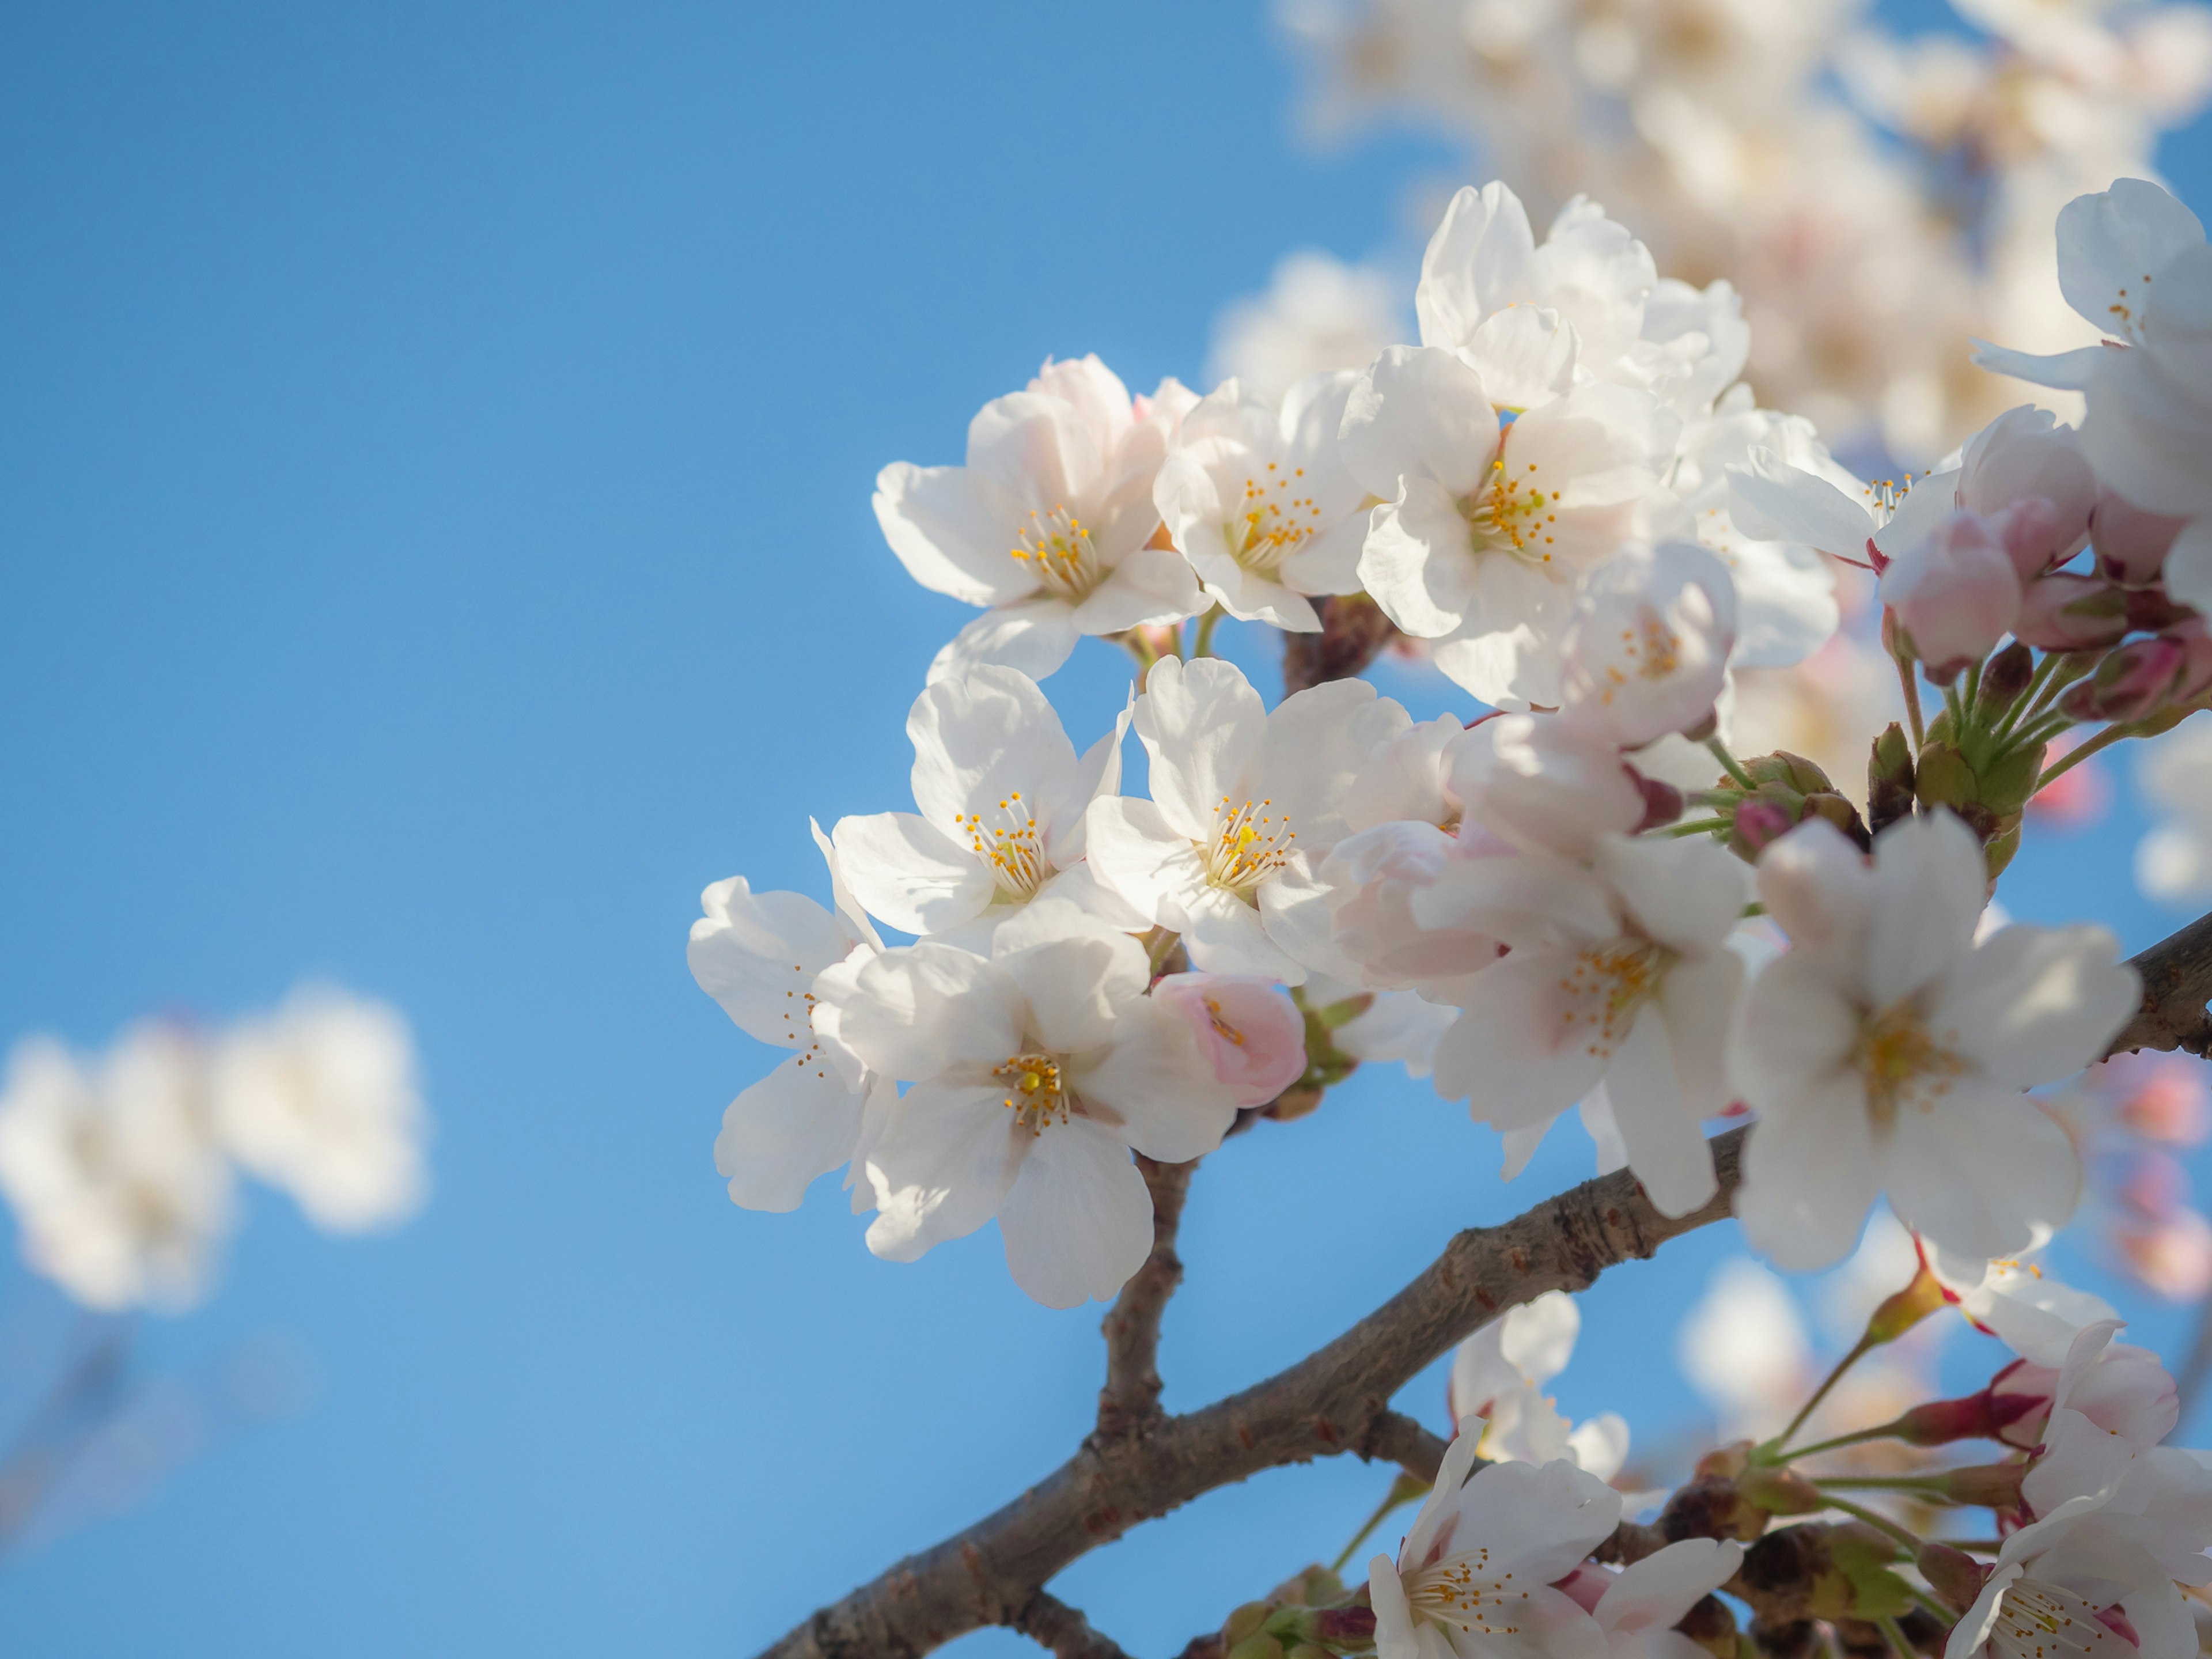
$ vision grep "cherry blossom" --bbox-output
[1734,815,2138,1270]
[1559,540,1738,747]
[835,906,1237,1308]
[831,666,1138,945]
[874,355,1205,683]
[1151,973,1309,1108]
[1154,372,1370,629]
[1449,1292,1634,1482]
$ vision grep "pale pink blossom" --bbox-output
[1151,974,1309,1108]
[1879,510,2023,675]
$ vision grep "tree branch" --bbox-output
[756,1130,1747,1659]
[1098,1156,1196,1436]
[1009,1590,1135,1659]
[755,912,2212,1659]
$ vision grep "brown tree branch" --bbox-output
[1008,1590,1135,1659]
[1097,1156,1196,1436]
[756,911,2212,1659]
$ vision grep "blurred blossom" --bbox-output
[211,988,427,1232]
[1206,249,1406,402]
[2055,1053,2212,1299]
[0,1028,233,1313]
[0,987,427,1312]
[1677,1256,1812,1437]
[2136,714,2212,900]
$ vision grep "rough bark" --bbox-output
[1096,1156,1194,1436]
[1008,1592,1135,1659]
[756,909,2212,1659]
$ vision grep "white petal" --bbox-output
[1417,181,1540,351]
[907,666,1082,835]
[1735,1073,1881,1271]
[1935,924,2137,1088]
[996,1116,1153,1308]
[1069,546,1207,634]
[1134,657,1269,840]
[2056,179,2206,335]
[1361,480,1483,639]
[1431,951,1613,1131]
[1593,1538,1744,1634]
[993,930,1146,1054]
[831,812,996,936]
[1605,1006,1720,1218]
[1755,818,1872,957]
[927,599,1082,685]
[1085,796,1211,921]
[838,945,1021,1081]
[1725,447,1875,558]
[714,1053,868,1212]
[1074,999,1239,1162]
[687,880,850,1046]
[1338,344,1501,499]
[1594,834,1752,955]
[1180,884,1310,982]
[862,1081,1020,1262]
[1450,1458,1624,1582]
[873,461,1033,605]
[1883,1077,2081,1263]
[1732,951,1858,1111]
[1968,341,2108,392]
[1866,812,1986,1006]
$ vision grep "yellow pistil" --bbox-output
[1854,1001,1967,1124]
[1009,505,1104,603]
[952,789,1051,901]
[1555,940,1671,1059]
[1402,1547,1531,1637]
[1461,449,1560,563]
[1226,462,1322,576]
[994,1051,1070,1135]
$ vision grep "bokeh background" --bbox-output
[2,2,2209,1653]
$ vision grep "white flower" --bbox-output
[874,355,1205,683]
[1369,1435,1622,1659]
[1085,656,1404,982]
[830,666,1139,945]
[689,824,893,1215]
[210,987,427,1233]
[1559,540,1737,748]
[1340,343,1673,709]
[0,1027,232,1312]
[1930,1247,2121,1368]
[1420,833,1752,1217]
[1450,713,1647,861]
[836,906,1237,1308]
[1733,814,2139,1271]
[1449,1291,1633,1482]
[1725,441,1957,573]
[1677,1257,1815,1439]
[1154,372,1370,629]
[1576,1539,1748,1659]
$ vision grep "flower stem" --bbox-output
[1328,1472,1429,1576]
[1895,652,1926,748]
[2037,722,2134,793]
[1661,817,1733,838]
[1991,652,2065,744]
[1191,605,1222,660]
[1877,1614,1920,1659]
[1773,1334,1875,1450]
[1816,1492,1925,1552]
[1120,630,1159,673]
[1706,737,1757,790]
[1772,1421,1905,1462]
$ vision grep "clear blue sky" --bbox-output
[1,4,2208,1655]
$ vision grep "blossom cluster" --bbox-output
[0,987,429,1312]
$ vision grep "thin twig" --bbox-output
[1099,1156,1198,1435]
[1009,1590,1137,1659]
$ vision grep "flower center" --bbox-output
[1227,461,1321,575]
[1009,505,1104,604]
[993,1051,1070,1134]
[1991,1581,2134,1659]
[1403,1551,1531,1636]
[1203,997,1245,1046]
[953,790,1052,901]
[1461,445,1559,566]
[1202,797,1296,898]
[1555,938,1671,1058]
[1854,1001,1967,1125]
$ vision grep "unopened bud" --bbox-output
[1828,1524,1914,1621]
[1976,743,2044,822]
[2060,637,2187,724]
[1977,642,2035,714]
[2016,577,2127,651]
[1226,1633,1284,1659]
[1927,1462,2027,1509]
[1676,1594,1739,1659]
[1308,1609,1377,1645]
[1869,724,1916,834]
[1916,1543,1987,1612]
[1913,742,1976,814]
[1661,1475,1768,1543]
[1225,1604,1274,1646]
[1745,751,1838,796]
[1697,1442,1754,1480]
[1803,792,1871,849]
[1285,1644,1331,1659]
[1730,798,1796,858]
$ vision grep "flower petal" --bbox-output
[995,1115,1153,1308]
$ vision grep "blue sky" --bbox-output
[1,3,2209,1655]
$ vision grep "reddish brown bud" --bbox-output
[1928,1461,2028,1509]
[1892,1387,2041,1446]
[1634,772,1686,832]
[1676,1594,1739,1659]
[1661,1475,1768,1543]
[1917,1543,1987,1611]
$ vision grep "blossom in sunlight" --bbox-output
[830,666,1138,946]
[1151,973,1309,1108]
[873,355,1205,683]
[209,987,426,1232]
[690,825,893,1214]
[1448,1291,1631,1482]
[834,906,1236,1308]
[0,1027,232,1312]
[1733,814,2138,1270]
[1086,656,1404,982]
[1369,1435,1626,1659]
[1154,372,1371,630]
[1206,249,1403,402]
[1558,540,1737,747]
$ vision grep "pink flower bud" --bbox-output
[1732,799,1794,854]
[2015,573,2128,650]
[1633,771,1685,832]
[1988,1357,2059,1449]
[2092,488,2193,585]
[1961,407,2095,564]
[1152,974,1308,1108]
[1881,511,2022,676]
[1990,497,2066,582]
[2059,635,2188,722]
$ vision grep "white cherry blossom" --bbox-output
[1419,832,1751,1217]
[1339,343,1674,708]
[831,666,1138,945]
[837,906,1236,1308]
[1448,713,1647,861]
[1370,1433,1622,1659]
[1559,540,1738,748]
[209,987,426,1233]
[690,825,893,1215]
[1206,249,1404,402]
[0,1026,232,1312]
[1449,1292,1633,1483]
[1085,656,1404,982]
[1573,1540,1748,1659]
[1154,372,1370,629]
[1734,814,2139,1271]
[874,355,1206,683]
